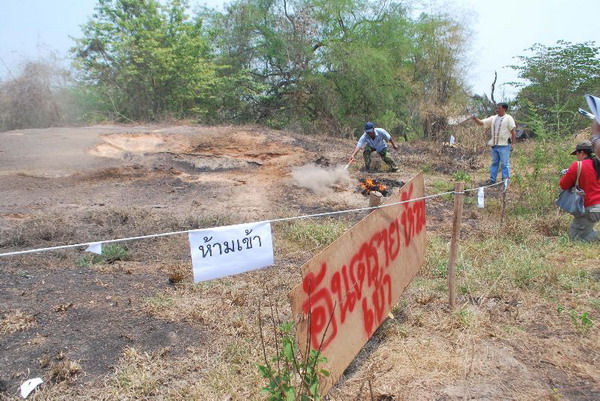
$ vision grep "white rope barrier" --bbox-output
[462,179,508,193]
[0,179,508,258]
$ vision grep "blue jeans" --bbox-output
[489,145,511,183]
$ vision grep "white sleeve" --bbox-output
[356,133,367,147]
[506,116,516,130]
[481,116,494,129]
[377,128,391,141]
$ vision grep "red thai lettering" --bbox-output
[369,228,389,268]
[400,183,427,247]
[388,218,400,260]
[302,263,337,350]
[331,266,357,323]
[361,272,391,336]
[347,243,374,300]
[299,187,426,350]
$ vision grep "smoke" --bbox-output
[291,164,352,194]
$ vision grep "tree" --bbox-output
[509,41,600,135]
[314,1,415,131]
[72,0,471,134]
[208,0,470,136]
[206,0,321,126]
[410,13,470,140]
[0,61,70,131]
[72,0,222,120]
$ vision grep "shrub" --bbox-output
[258,321,330,401]
[76,243,130,266]
[0,61,71,131]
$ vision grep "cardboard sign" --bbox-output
[189,222,274,282]
[288,173,426,394]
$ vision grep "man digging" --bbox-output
[348,122,399,172]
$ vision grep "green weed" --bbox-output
[258,321,330,401]
[510,141,572,216]
[569,310,594,334]
[452,307,473,328]
[422,162,433,173]
[558,305,594,334]
[429,179,453,200]
[452,170,472,183]
[76,244,130,266]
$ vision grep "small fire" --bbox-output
[359,178,389,196]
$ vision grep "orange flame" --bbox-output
[359,178,388,194]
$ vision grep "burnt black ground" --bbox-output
[0,256,204,394]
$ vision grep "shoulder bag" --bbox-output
[555,161,586,217]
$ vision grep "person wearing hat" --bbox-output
[471,103,517,185]
[559,140,600,242]
[570,141,593,157]
[348,122,399,172]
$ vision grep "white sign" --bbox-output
[477,187,485,208]
[189,222,274,282]
[449,135,456,145]
[85,242,103,255]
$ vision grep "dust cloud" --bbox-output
[291,164,352,194]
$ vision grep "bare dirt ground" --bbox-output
[0,124,598,400]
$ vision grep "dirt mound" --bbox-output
[90,132,193,156]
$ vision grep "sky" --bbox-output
[1,0,599,99]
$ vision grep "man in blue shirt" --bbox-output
[348,122,399,172]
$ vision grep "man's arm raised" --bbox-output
[471,116,484,126]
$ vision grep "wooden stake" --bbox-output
[500,184,508,225]
[448,182,464,309]
[368,191,383,208]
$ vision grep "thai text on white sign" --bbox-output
[189,221,274,282]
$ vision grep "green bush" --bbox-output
[258,322,330,401]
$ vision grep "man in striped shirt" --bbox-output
[471,103,517,185]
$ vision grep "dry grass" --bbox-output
[0,310,36,334]
[0,209,232,262]
[26,202,597,400]
[49,359,81,384]
[276,218,352,254]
